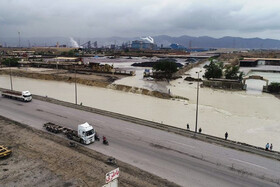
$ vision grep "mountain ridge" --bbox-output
[1,35,280,49]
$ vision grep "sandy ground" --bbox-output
[0,116,177,187]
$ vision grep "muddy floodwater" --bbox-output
[1,74,280,151]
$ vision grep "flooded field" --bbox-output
[1,65,280,151]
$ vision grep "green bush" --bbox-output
[204,59,223,79]
[268,82,280,93]
[2,58,19,67]
[225,65,240,80]
[153,59,178,73]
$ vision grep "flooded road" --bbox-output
[1,74,280,151]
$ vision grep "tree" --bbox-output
[224,65,239,79]
[153,59,178,73]
[152,59,178,79]
[228,58,240,66]
[238,71,244,81]
[67,50,75,56]
[2,58,19,67]
[204,60,223,79]
[224,65,245,80]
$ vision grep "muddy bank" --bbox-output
[107,84,172,99]
[174,59,207,77]
[0,69,173,99]
[0,116,178,187]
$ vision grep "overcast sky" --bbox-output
[1,0,280,39]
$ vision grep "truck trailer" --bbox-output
[43,122,95,145]
[1,90,32,102]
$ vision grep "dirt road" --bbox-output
[0,116,177,187]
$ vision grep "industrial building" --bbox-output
[131,40,157,50]
[240,59,259,67]
[240,58,280,67]
[170,43,186,50]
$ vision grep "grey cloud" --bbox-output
[0,0,280,39]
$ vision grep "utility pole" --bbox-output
[75,66,77,105]
[195,70,202,133]
[189,40,192,53]
[9,61,13,91]
[18,31,21,48]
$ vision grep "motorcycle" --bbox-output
[103,136,109,145]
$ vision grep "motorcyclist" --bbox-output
[102,136,109,145]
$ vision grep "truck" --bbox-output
[0,145,12,158]
[1,90,32,102]
[43,122,95,145]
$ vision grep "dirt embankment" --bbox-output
[174,60,207,77]
[0,116,178,187]
[218,50,280,62]
[0,69,172,99]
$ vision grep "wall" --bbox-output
[202,80,244,90]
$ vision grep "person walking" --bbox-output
[187,124,190,130]
[225,132,228,140]
[265,143,269,150]
[270,143,273,151]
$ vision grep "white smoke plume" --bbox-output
[70,37,79,48]
[141,36,154,44]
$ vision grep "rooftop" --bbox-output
[54,57,79,60]
[244,58,280,61]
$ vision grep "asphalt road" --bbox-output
[0,97,280,187]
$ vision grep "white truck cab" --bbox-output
[22,91,32,101]
[78,122,95,144]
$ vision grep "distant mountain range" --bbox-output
[1,35,280,49]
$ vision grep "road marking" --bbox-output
[169,141,195,148]
[230,158,268,170]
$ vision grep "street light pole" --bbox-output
[9,61,13,91]
[195,70,202,133]
[75,66,77,105]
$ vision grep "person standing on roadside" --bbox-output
[265,143,269,150]
[187,124,190,130]
[225,132,228,140]
[270,143,273,151]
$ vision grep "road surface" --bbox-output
[0,97,279,187]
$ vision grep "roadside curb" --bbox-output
[1,87,279,161]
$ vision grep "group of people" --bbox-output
[186,124,229,141]
[265,143,273,151]
[186,124,203,133]
[186,124,275,152]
